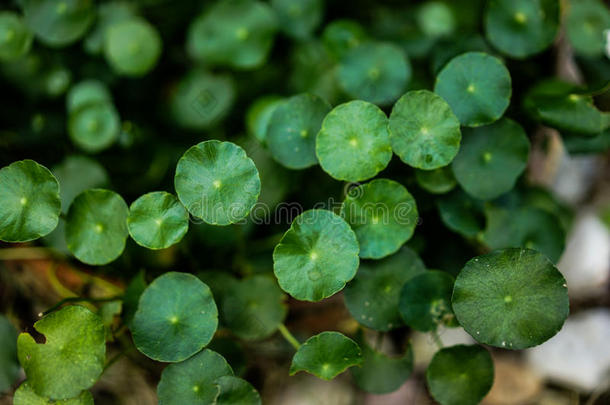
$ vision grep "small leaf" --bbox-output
[157,349,233,405]
[290,331,362,380]
[338,41,411,106]
[316,100,392,182]
[566,0,610,57]
[426,345,494,405]
[246,95,284,143]
[417,2,456,38]
[266,93,331,169]
[437,189,485,238]
[17,306,106,400]
[52,155,109,213]
[399,271,458,332]
[174,140,261,225]
[415,166,456,195]
[222,275,287,340]
[273,209,359,301]
[452,248,569,349]
[271,0,323,40]
[68,101,120,153]
[65,189,129,265]
[434,52,511,127]
[389,90,461,170]
[322,19,367,59]
[344,247,425,331]
[0,160,61,242]
[0,12,33,62]
[452,118,530,200]
[341,179,418,259]
[214,376,261,405]
[66,80,112,113]
[13,381,93,405]
[127,191,189,250]
[131,272,218,362]
[0,315,19,393]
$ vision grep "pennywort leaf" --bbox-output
[0,12,33,62]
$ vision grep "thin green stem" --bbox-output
[431,330,443,350]
[278,323,301,350]
[374,332,384,351]
[41,296,123,316]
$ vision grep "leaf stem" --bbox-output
[41,296,123,316]
[431,330,444,350]
[278,323,301,350]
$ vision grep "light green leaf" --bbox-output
[389,90,461,170]
[344,247,426,331]
[452,248,569,349]
[83,2,136,55]
[66,80,112,113]
[566,0,610,57]
[215,376,261,405]
[0,315,19,393]
[17,306,105,400]
[426,345,494,405]
[273,209,359,302]
[271,0,323,40]
[65,189,129,265]
[13,381,93,405]
[290,331,362,380]
[316,100,392,182]
[52,155,109,213]
[246,95,284,143]
[174,140,261,225]
[434,52,511,127]
[131,272,218,362]
[415,166,456,195]
[157,349,232,405]
[0,12,33,61]
[417,2,456,38]
[68,101,121,153]
[0,160,61,242]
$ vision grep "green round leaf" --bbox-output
[0,12,33,61]
[17,306,105,400]
[415,166,456,194]
[290,331,362,380]
[222,275,287,340]
[316,100,392,182]
[66,80,112,113]
[344,247,426,331]
[399,271,458,332]
[52,155,109,213]
[350,332,414,394]
[271,0,323,40]
[174,140,261,225]
[485,0,560,58]
[14,381,93,405]
[338,42,411,106]
[452,248,569,349]
[68,101,120,153]
[103,18,162,77]
[341,179,418,259]
[131,272,219,362]
[0,160,61,242]
[266,93,331,169]
[437,189,485,238]
[83,2,136,55]
[273,209,359,301]
[127,191,189,250]
[426,345,494,405]
[157,349,232,405]
[65,189,129,265]
[246,95,283,143]
[215,376,261,405]
[452,118,530,200]
[170,70,236,130]
[322,19,367,59]
[186,0,277,69]
[434,52,512,127]
[0,315,19,393]
[566,0,610,57]
[388,90,461,170]
[417,1,456,38]
[22,0,95,47]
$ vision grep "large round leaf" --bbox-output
[341,179,418,259]
[338,41,411,106]
[388,90,461,170]
[452,248,569,349]
[271,0,323,40]
[344,247,426,331]
[65,189,129,265]
[316,100,392,182]
[186,0,277,69]
[485,0,560,58]
[174,140,261,225]
[221,275,287,340]
[452,118,530,200]
[17,306,105,400]
[290,331,362,380]
[0,12,33,62]
[132,272,218,362]
[22,0,94,47]
[566,0,610,57]
[157,349,232,405]
[426,345,494,405]
[13,381,93,405]
[0,160,60,242]
[273,209,359,301]
[215,376,261,405]
[68,101,120,153]
[103,17,162,77]
[434,52,511,127]
[399,271,458,332]
[127,191,189,250]
[0,315,19,393]
[266,93,330,169]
